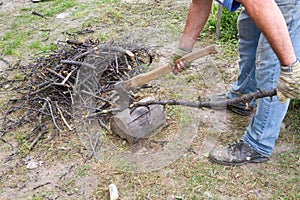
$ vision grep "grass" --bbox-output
[0,0,93,58]
[167,105,191,126]
[0,1,299,199]
[33,0,77,17]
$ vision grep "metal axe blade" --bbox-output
[114,82,131,111]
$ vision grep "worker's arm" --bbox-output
[171,0,213,72]
[238,0,296,66]
[178,0,213,50]
[180,0,297,65]
[238,0,300,102]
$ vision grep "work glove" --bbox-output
[277,60,300,103]
[169,47,192,73]
[169,34,196,73]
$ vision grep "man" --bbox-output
[171,0,300,165]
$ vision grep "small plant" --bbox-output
[29,41,42,49]
[202,3,240,42]
[43,0,76,17]
[284,100,300,133]
[77,165,89,178]
[14,72,25,80]
[93,0,120,3]
[1,31,25,56]
[289,99,300,110]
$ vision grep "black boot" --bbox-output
[208,141,269,166]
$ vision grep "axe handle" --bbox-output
[122,44,219,91]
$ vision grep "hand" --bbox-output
[169,47,192,73]
[277,60,300,103]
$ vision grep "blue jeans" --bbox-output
[226,0,300,156]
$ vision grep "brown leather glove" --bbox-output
[170,47,192,73]
[277,60,300,103]
[170,34,196,73]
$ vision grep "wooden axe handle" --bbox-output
[121,44,219,91]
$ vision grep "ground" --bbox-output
[0,0,299,200]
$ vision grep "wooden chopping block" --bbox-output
[110,97,166,144]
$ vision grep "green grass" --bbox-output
[93,0,120,3]
[0,11,54,56]
[202,3,240,42]
[187,163,221,199]
[283,103,300,138]
[28,40,56,53]
[28,40,42,49]
[167,105,191,126]
[0,0,85,57]
[27,193,49,200]
[76,165,89,178]
[1,31,26,56]
[41,0,76,17]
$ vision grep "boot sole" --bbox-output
[208,156,269,166]
[227,105,254,116]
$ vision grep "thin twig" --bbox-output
[81,90,111,103]
[97,118,110,132]
[32,11,47,19]
[55,102,73,131]
[29,130,47,150]
[61,71,73,85]
[29,101,47,149]
[41,98,61,132]
[60,60,96,70]
[33,182,51,190]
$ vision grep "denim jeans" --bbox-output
[226,0,300,156]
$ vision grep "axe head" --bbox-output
[114,82,131,111]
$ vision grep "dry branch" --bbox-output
[0,38,153,149]
[133,89,277,109]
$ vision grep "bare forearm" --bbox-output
[179,0,213,49]
[240,0,296,65]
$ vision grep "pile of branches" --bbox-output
[0,38,153,148]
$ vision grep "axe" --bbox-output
[114,44,219,111]
[111,45,219,143]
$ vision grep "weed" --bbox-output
[105,6,123,20]
[19,141,30,156]
[77,165,89,178]
[27,193,48,200]
[278,150,300,170]
[13,72,25,80]
[42,0,76,17]
[60,178,76,192]
[28,40,56,53]
[28,40,42,49]
[1,31,26,56]
[92,0,120,3]
[284,106,300,134]
[70,4,89,17]
[202,3,240,42]
[167,106,191,126]
[14,132,31,155]
[186,162,221,199]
